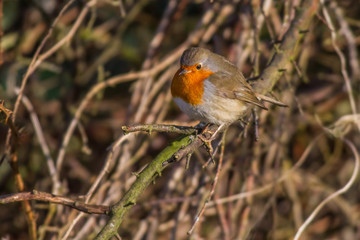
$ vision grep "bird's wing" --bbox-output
[207,70,267,110]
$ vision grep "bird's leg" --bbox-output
[209,123,226,141]
[238,118,250,138]
[252,109,259,141]
[199,123,211,135]
[191,123,214,162]
[197,123,226,162]
[197,133,214,162]
[193,122,210,137]
[238,118,248,129]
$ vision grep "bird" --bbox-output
[171,47,286,139]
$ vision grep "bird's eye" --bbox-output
[196,64,202,70]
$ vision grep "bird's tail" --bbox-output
[255,93,288,107]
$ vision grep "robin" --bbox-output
[171,47,286,138]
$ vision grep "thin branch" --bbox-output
[0,101,18,143]
[188,128,227,235]
[15,90,60,194]
[60,134,135,238]
[320,0,357,114]
[294,138,360,240]
[122,124,198,135]
[0,191,110,215]
[208,135,320,206]
[132,0,215,123]
[0,104,36,240]
[61,213,86,240]
[331,1,360,80]
[118,0,126,17]
[8,0,77,128]
[7,154,37,240]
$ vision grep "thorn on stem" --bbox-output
[299,29,309,34]
[185,153,192,169]
[121,126,129,135]
[123,201,136,207]
[188,135,195,144]
[147,128,153,135]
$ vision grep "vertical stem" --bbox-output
[10,154,37,240]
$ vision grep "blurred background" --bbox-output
[0,0,360,239]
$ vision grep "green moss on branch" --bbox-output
[95,135,192,239]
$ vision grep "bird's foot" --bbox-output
[194,123,212,135]
[197,134,215,164]
[197,123,226,164]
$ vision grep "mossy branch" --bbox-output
[96,0,319,238]
[95,135,195,239]
[253,0,319,94]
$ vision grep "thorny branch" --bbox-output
[0,191,110,215]
[122,124,199,135]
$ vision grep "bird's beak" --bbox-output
[178,68,190,75]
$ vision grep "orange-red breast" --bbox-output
[171,47,284,128]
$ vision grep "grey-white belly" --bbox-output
[173,81,248,125]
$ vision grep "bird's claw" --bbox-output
[197,134,215,164]
[194,123,212,136]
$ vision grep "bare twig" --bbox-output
[122,124,198,135]
[188,128,228,235]
[77,122,92,155]
[62,213,86,240]
[132,0,181,122]
[0,101,18,142]
[60,133,135,238]
[320,0,357,114]
[214,194,231,240]
[0,103,36,240]
[7,0,77,126]
[16,90,60,194]
[95,135,195,239]
[209,135,320,206]
[331,1,360,80]
[0,191,110,215]
[294,138,360,240]
[118,0,126,17]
